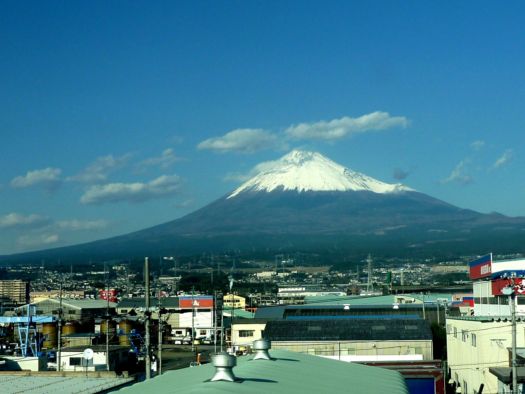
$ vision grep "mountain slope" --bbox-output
[3,150,525,262]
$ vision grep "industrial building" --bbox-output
[17,298,116,324]
[263,317,434,361]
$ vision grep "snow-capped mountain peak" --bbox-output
[227,150,413,198]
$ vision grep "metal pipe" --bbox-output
[145,257,151,380]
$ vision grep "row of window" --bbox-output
[474,296,525,305]
[447,325,476,347]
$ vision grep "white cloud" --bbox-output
[56,219,109,230]
[69,153,132,183]
[17,233,59,247]
[493,149,513,169]
[285,111,409,141]
[198,128,281,153]
[0,213,51,229]
[80,174,181,204]
[10,167,62,190]
[470,140,485,150]
[137,148,180,170]
[442,160,473,185]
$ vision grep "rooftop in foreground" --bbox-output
[114,349,408,394]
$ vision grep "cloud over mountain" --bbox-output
[80,174,181,204]
[442,160,473,185]
[137,148,180,170]
[0,213,51,229]
[69,154,132,183]
[493,149,513,169]
[285,112,409,141]
[198,128,281,153]
[10,167,62,190]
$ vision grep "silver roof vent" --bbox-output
[211,352,237,382]
[252,339,272,360]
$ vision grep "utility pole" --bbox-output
[511,291,518,394]
[145,257,151,380]
[57,279,63,372]
[105,262,110,371]
[191,286,195,353]
[213,291,217,354]
[220,294,224,352]
[503,281,518,394]
[157,284,163,375]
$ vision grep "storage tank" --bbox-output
[62,322,78,336]
[42,323,57,349]
[118,320,134,346]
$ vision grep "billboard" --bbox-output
[468,254,492,280]
[179,296,214,309]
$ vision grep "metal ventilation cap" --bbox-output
[211,352,237,382]
[252,339,272,360]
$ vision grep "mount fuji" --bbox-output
[3,150,525,262]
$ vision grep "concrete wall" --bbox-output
[1,356,46,371]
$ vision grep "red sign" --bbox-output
[469,254,492,280]
[491,278,525,296]
[179,296,214,309]
[99,289,118,302]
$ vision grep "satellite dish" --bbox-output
[83,348,94,360]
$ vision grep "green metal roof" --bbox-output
[303,293,454,306]
[223,309,255,319]
[114,349,408,394]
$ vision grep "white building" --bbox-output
[446,255,525,393]
[446,316,525,394]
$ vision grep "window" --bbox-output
[120,309,128,313]
[461,330,468,342]
[453,327,457,338]
[471,333,477,347]
[69,357,82,366]
[199,330,206,336]
[239,330,254,338]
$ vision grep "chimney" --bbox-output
[211,352,237,382]
[252,339,272,360]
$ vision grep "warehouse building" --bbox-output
[263,317,433,361]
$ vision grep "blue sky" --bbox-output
[1,1,525,254]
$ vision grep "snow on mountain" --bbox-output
[228,150,413,198]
